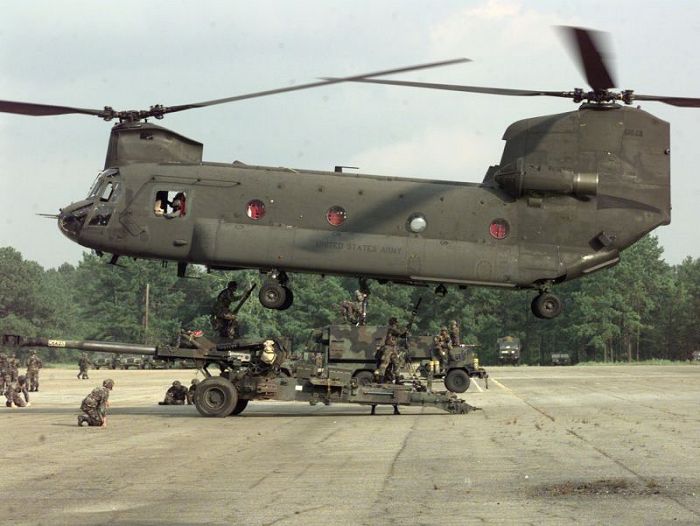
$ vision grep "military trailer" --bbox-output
[551,352,573,366]
[497,336,521,365]
[3,333,476,417]
[304,325,487,394]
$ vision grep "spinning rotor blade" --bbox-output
[559,26,616,90]
[631,94,700,107]
[321,77,572,99]
[0,100,105,117]
[164,58,472,114]
[0,58,470,122]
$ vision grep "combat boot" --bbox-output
[77,415,87,426]
[393,405,401,415]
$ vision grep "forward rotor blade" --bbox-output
[321,77,572,99]
[632,94,700,107]
[163,58,471,115]
[0,100,105,117]
[559,26,616,90]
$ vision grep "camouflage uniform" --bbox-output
[158,381,189,405]
[187,379,199,405]
[211,281,240,338]
[77,354,92,379]
[374,318,404,383]
[26,352,43,392]
[79,379,113,426]
[0,352,8,396]
[340,289,368,325]
[433,327,452,371]
[448,320,461,346]
[7,355,19,383]
[5,375,30,408]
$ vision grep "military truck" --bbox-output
[551,352,573,365]
[497,336,521,365]
[303,325,487,394]
[3,333,476,417]
[94,355,123,370]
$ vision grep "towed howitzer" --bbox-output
[2,332,478,417]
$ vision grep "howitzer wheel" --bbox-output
[444,369,470,393]
[194,377,239,417]
[229,399,249,416]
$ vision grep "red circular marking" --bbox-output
[246,199,265,220]
[327,206,346,226]
[489,219,509,240]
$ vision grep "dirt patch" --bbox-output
[532,478,662,498]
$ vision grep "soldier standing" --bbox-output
[0,352,8,396]
[448,320,461,346]
[340,289,368,326]
[5,375,30,408]
[78,378,114,427]
[187,379,199,405]
[7,354,19,383]
[77,353,92,379]
[433,327,452,372]
[211,281,240,338]
[26,351,43,392]
[158,380,189,405]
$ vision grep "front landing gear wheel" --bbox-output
[259,281,290,309]
[194,377,238,417]
[531,293,563,319]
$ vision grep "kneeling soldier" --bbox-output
[78,379,113,427]
[158,380,189,405]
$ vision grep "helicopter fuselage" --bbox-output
[58,103,670,307]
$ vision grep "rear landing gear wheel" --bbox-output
[194,377,238,417]
[531,293,563,319]
[279,286,294,311]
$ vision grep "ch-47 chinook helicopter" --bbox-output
[2,27,698,319]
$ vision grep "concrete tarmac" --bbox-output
[1,365,699,525]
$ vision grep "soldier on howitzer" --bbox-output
[158,380,189,405]
[433,327,453,372]
[78,379,114,427]
[340,289,369,326]
[374,317,405,384]
[5,375,30,408]
[26,351,43,392]
[449,320,461,346]
[212,280,240,338]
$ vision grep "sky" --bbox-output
[1,0,699,269]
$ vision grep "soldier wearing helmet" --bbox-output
[77,353,92,380]
[159,380,189,405]
[211,280,241,338]
[26,350,43,392]
[187,379,199,405]
[448,320,461,347]
[5,374,30,408]
[78,378,114,427]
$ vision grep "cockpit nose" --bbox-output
[58,201,93,240]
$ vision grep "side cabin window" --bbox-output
[154,190,187,219]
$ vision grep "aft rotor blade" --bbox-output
[321,77,572,99]
[559,26,616,90]
[632,94,700,107]
[163,58,471,114]
[0,100,105,117]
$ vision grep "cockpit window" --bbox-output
[154,190,187,218]
[100,182,115,202]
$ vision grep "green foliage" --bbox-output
[0,236,697,364]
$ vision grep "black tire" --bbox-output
[259,281,288,310]
[194,377,239,417]
[531,293,563,319]
[353,370,374,386]
[229,399,249,416]
[444,369,470,393]
[278,286,294,311]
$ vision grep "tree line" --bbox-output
[0,236,697,365]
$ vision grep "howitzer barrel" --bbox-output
[3,335,157,356]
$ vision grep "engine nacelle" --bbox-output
[494,158,598,198]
